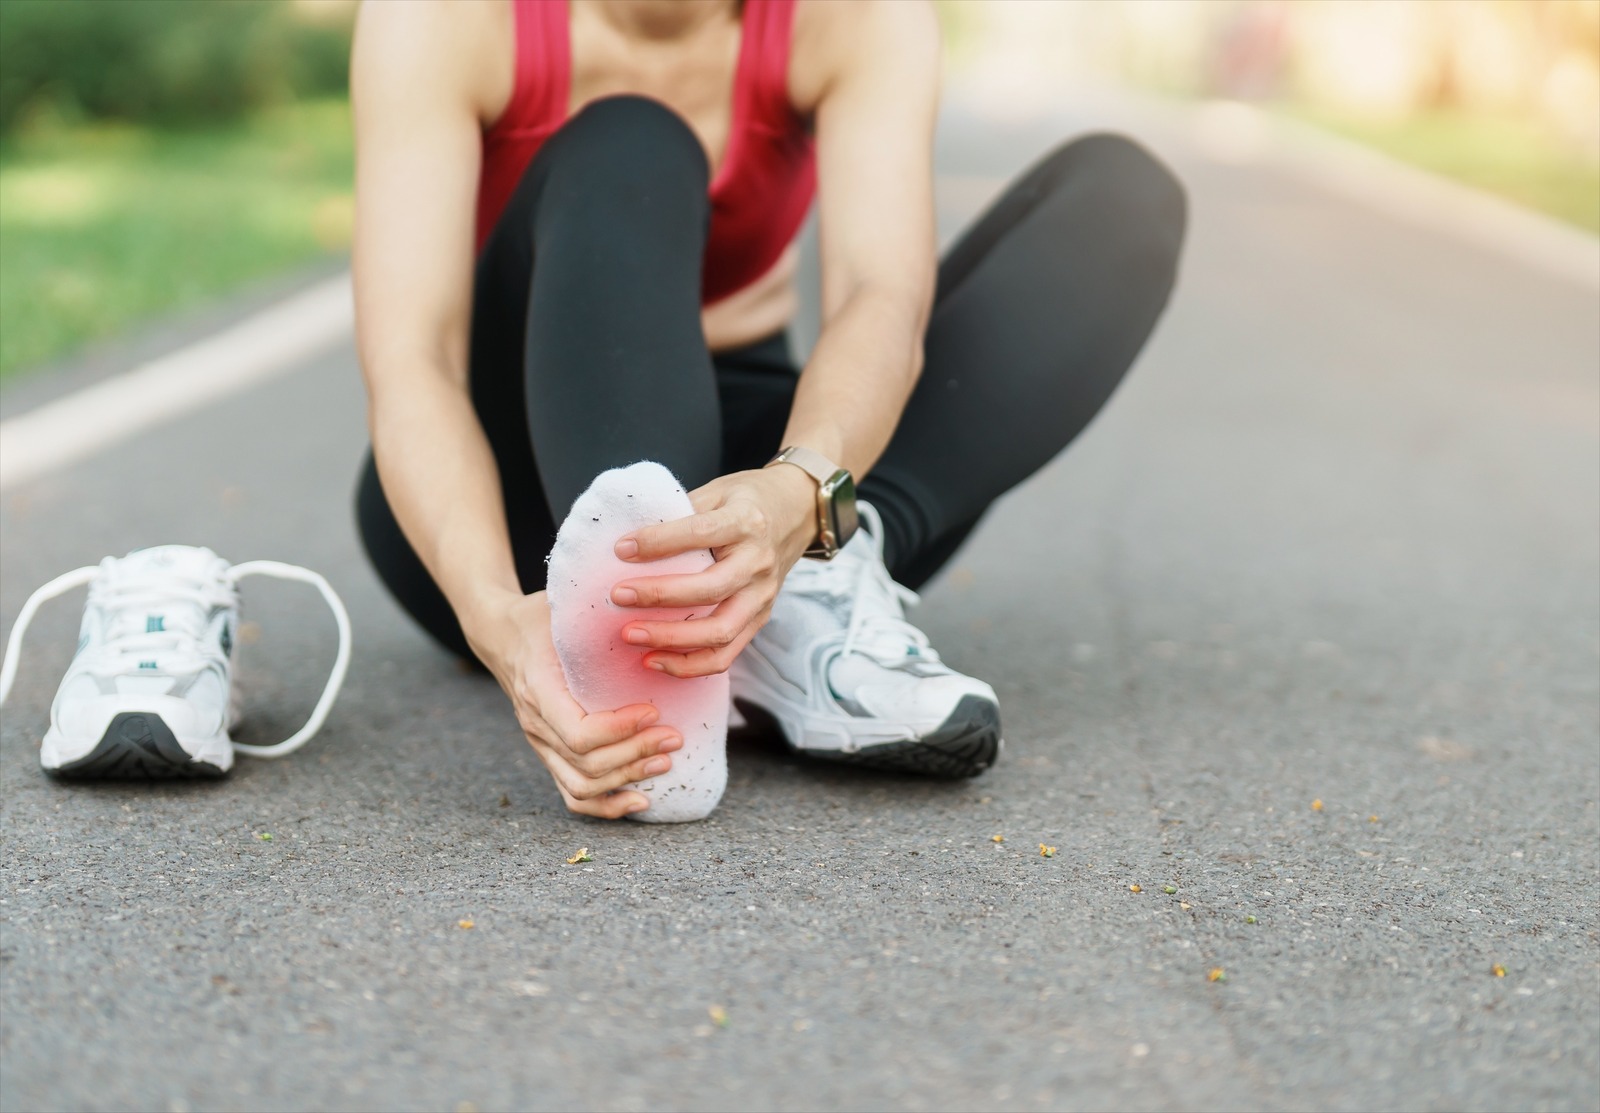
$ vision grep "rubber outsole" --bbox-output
[48,712,228,780]
[733,693,1002,780]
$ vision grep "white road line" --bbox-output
[0,272,353,493]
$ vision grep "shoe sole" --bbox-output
[734,693,1002,780]
[48,712,229,780]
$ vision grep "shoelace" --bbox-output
[788,503,941,668]
[0,559,352,759]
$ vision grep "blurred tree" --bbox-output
[0,0,352,137]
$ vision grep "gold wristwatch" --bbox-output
[765,445,859,560]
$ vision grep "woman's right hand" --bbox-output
[468,590,682,819]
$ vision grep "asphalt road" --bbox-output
[2,95,1597,1113]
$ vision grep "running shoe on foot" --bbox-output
[0,546,351,779]
[729,504,1001,778]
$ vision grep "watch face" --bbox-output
[822,469,859,552]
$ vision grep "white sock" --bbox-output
[546,462,728,823]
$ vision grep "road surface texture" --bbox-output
[3,93,1597,1112]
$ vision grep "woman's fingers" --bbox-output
[565,725,682,779]
[617,504,756,562]
[644,604,770,679]
[611,558,753,610]
[556,784,652,820]
[622,592,762,653]
[543,745,679,806]
[561,703,662,755]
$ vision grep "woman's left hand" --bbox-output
[609,465,819,678]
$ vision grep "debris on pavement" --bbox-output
[458,919,475,930]
[709,1005,729,1027]
[1492,964,1506,977]
[1039,844,1057,857]
[991,835,1004,844]
[1129,884,1142,893]
[1311,799,1324,812]
[566,847,593,864]
[1162,884,1177,894]
[1208,968,1226,983]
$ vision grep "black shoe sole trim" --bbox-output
[48,712,228,781]
[734,693,1002,780]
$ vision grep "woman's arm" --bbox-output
[352,2,681,817]
[783,0,941,476]
[610,0,942,677]
[352,2,515,641]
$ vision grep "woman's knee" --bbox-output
[485,94,710,259]
[1050,133,1187,260]
[543,94,710,199]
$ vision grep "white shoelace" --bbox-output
[788,503,940,668]
[0,558,352,759]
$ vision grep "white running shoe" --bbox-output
[0,546,351,779]
[730,504,1001,778]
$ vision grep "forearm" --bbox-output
[368,372,524,643]
[784,286,925,478]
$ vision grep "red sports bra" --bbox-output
[476,0,817,306]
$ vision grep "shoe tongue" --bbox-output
[99,547,226,644]
[125,545,223,575]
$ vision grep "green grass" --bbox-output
[0,98,352,380]
[1290,106,1600,235]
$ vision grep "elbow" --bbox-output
[851,279,932,389]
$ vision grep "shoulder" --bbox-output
[789,0,940,111]
[352,0,512,127]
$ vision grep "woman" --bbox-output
[351,0,1185,819]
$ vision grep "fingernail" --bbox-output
[615,537,639,559]
[627,800,650,814]
[643,756,670,775]
[636,708,660,728]
[624,627,650,645]
[658,735,683,753]
[645,659,667,671]
[612,586,638,606]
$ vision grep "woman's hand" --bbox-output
[609,465,817,678]
[467,590,685,819]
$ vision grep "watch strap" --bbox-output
[765,445,838,485]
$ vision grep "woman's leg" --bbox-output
[859,133,1188,589]
[356,96,722,656]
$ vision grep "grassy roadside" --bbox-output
[1288,106,1600,235]
[0,98,352,381]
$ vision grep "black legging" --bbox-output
[357,95,1186,660]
